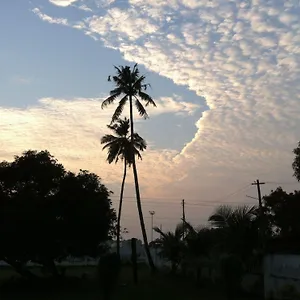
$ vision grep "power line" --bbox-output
[111,200,256,208]
[110,185,255,206]
[122,215,208,222]
[109,183,252,203]
[112,198,257,205]
[265,181,299,185]
[210,184,252,203]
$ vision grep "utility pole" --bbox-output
[251,179,265,215]
[182,199,186,239]
[149,211,155,242]
[252,179,265,250]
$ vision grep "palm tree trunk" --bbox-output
[128,94,155,272]
[116,159,127,259]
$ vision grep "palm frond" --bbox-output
[182,219,197,236]
[101,92,121,109]
[106,143,121,164]
[112,76,128,90]
[109,87,123,96]
[153,226,167,238]
[134,149,142,161]
[132,75,145,90]
[174,223,185,239]
[139,91,157,107]
[114,65,123,76]
[135,98,148,119]
[132,133,147,151]
[108,118,130,137]
[111,95,128,124]
[100,135,118,145]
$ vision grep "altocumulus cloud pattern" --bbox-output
[25,0,300,200]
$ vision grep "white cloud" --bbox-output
[77,5,93,12]
[49,0,78,7]
[0,96,196,189]
[31,1,300,234]
[32,8,68,25]
[87,8,159,41]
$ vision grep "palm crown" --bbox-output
[100,118,146,166]
[102,64,156,124]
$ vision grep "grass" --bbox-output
[0,264,259,300]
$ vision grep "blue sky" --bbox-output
[1,0,300,238]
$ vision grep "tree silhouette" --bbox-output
[263,187,300,238]
[153,224,186,273]
[208,205,259,262]
[102,64,156,270]
[101,117,146,258]
[0,150,116,278]
[293,141,300,181]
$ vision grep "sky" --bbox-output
[1,0,300,239]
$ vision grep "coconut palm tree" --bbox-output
[101,117,146,258]
[102,64,156,270]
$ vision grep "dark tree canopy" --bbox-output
[293,142,300,181]
[208,205,260,262]
[0,150,116,275]
[263,187,300,238]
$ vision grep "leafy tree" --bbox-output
[183,222,220,260]
[263,187,300,238]
[0,150,116,278]
[153,224,186,273]
[293,142,300,181]
[102,64,156,270]
[101,117,146,258]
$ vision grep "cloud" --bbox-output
[0,96,197,188]
[49,0,78,7]
[32,8,69,25]
[87,8,159,41]
[11,76,32,85]
[31,1,300,233]
[146,96,200,116]
[77,4,93,12]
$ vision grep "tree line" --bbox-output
[149,142,300,296]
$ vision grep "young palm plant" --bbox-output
[102,64,157,270]
[101,117,146,258]
[153,224,186,273]
[208,205,259,263]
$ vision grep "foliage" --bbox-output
[263,187,300,238]
[183,223,220,260]
[101,117,146,258]
[101,117,146,166]
[103,63,156,271]
[0,150,116,277]
[293,142,300,181]
[153,224,186,272]
[208,205,260,262]
[103,64,156,124]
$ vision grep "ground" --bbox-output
[0,265,259,300]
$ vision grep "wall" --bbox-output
[264,254,300,299]
[0,240,170,268]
